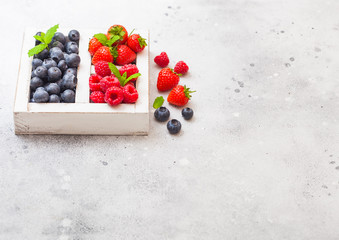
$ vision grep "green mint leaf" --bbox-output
[34,35,45,43]
[40,32,45,38]
[108,63,123,85]
[124,73,141,86]
[94,33,108,46]
[153,96,164,109]
[28,43,47,57]
[107,35,120,46]
[44,24,59,44]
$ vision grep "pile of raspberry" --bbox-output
[89,61,139,106]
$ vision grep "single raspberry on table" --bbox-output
[119,64,139,82]
[174,61,189,74]
[100,75,120,92]
[95,61,111,77]
[90,91,105,103]
[122,85,139,103]
[154,52,169,67]
[89,74,103,91]
[105,86,124,106]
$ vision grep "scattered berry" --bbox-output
[167,85,195,107]
[100,75,120,92]
[115,45,136,66]
[182,107,193,120]
[122,85,138,103]
[88,37,103,56]
[167,119,181,134]
[174,61,189,74]
[154,107,170,122]
[92,46,114,65]
[104,86,124,106]
[154,52,169,67]
[95,61,111,77]
[157,68,180,91]
[89,74,102,91]
[119,64,139,82]
[127,34,147,53]
[90,91,105,103]
[107,25,128,45]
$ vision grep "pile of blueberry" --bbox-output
[30,30,81,103]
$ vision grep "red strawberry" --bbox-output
[115,45,136,66]
[92,46,114,65]
[107,25,128,45]
[167,85,195,106]
[105,86,124,106]
[119,64,139,82]
[157,68,180,91]
[100,75,120,92]
[88,37,103,56]
[90,91,105,103]
[89,74,102,91]
[122,85,139,103]
[127,34,147,53]
[174,61,189,74]
[95,61,111,77]
[154,52,169,67]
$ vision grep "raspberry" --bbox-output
[105,87,124,106]
[90,91,105,103]
[125,81,135,87]
[89,74,102,91]
[174,61,189,74]
[95,61,111,77]
[122,85,139,103]
[100,75,120,93]
[154,52,169,67]
[119,64,139,82]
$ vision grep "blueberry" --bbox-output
[34,66,48,79]
[36,87,45,92]
[61,89,75,103]
[34,48,49,60]
[68,30,80,42]
[30,77,44,91]
[49,94,60,103]
[52,32,66,45]
[56,79,63,88]
[30,98,35,103]
[182,107,194,120]
[167,119,181,134]
[31,70,37,78]
[49,47,64,63]
[47,67,62,82]
[60,73,76,91]
[49,41,64,51]
[65,68,77,77]
[32,58,43,70]
[65,53,80,68]
[35,32,42,45]
[57,60,68,73]
[45,83,60,95]
[33,88,49,103]
[154,107,170,122]
[65,41,79,54]
[42,58,57,69]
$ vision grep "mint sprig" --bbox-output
[108,63,141,86]
[28,24,59,57]
[153,96,164,109]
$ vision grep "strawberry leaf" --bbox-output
[94,33,108,46]
[153,96,164,109]
[107,35,120,46]
[44,24,59,44]
[28,43,47,57]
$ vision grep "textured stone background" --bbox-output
[1,0,339,239]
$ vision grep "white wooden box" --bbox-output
[14,28,150,135]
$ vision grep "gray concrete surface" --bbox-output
[1,0,339,239]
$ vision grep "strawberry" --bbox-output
[174,61,189,74]
[88,37,103,56]
[119,64,139,82]
[107,25,128,46]
[154,52,169,67]
[115,45,136,66]
[122,85,139,103]
[94,61,111,77]
[92,46,114,65]
[100,75,120,92]
[157,68,180,91]
[127,34,147,53]
[167,85,195,107]
[105,86,124,106]
[90,91,105,103]
[89,74,103,91]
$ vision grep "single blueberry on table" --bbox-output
[52,32,66,45]
[47,67,62,82]
[65,53,80,68]
[42,58,57,69]
[45,83,60,95]
[49,94,60,103]
[60,73,76,91]
[32,58,43,70]
[61,89,75,103]
[167,119,182,134]
[182,107,194,120]
[65,68,77,77]
[154,107,170,122]
[30,77,44,91]
[49,47,64,63]
[33,88,49,103]
[57,60,68,73]
[68,30,80,42]
[34,48,49,60]
[34,66,48,79]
